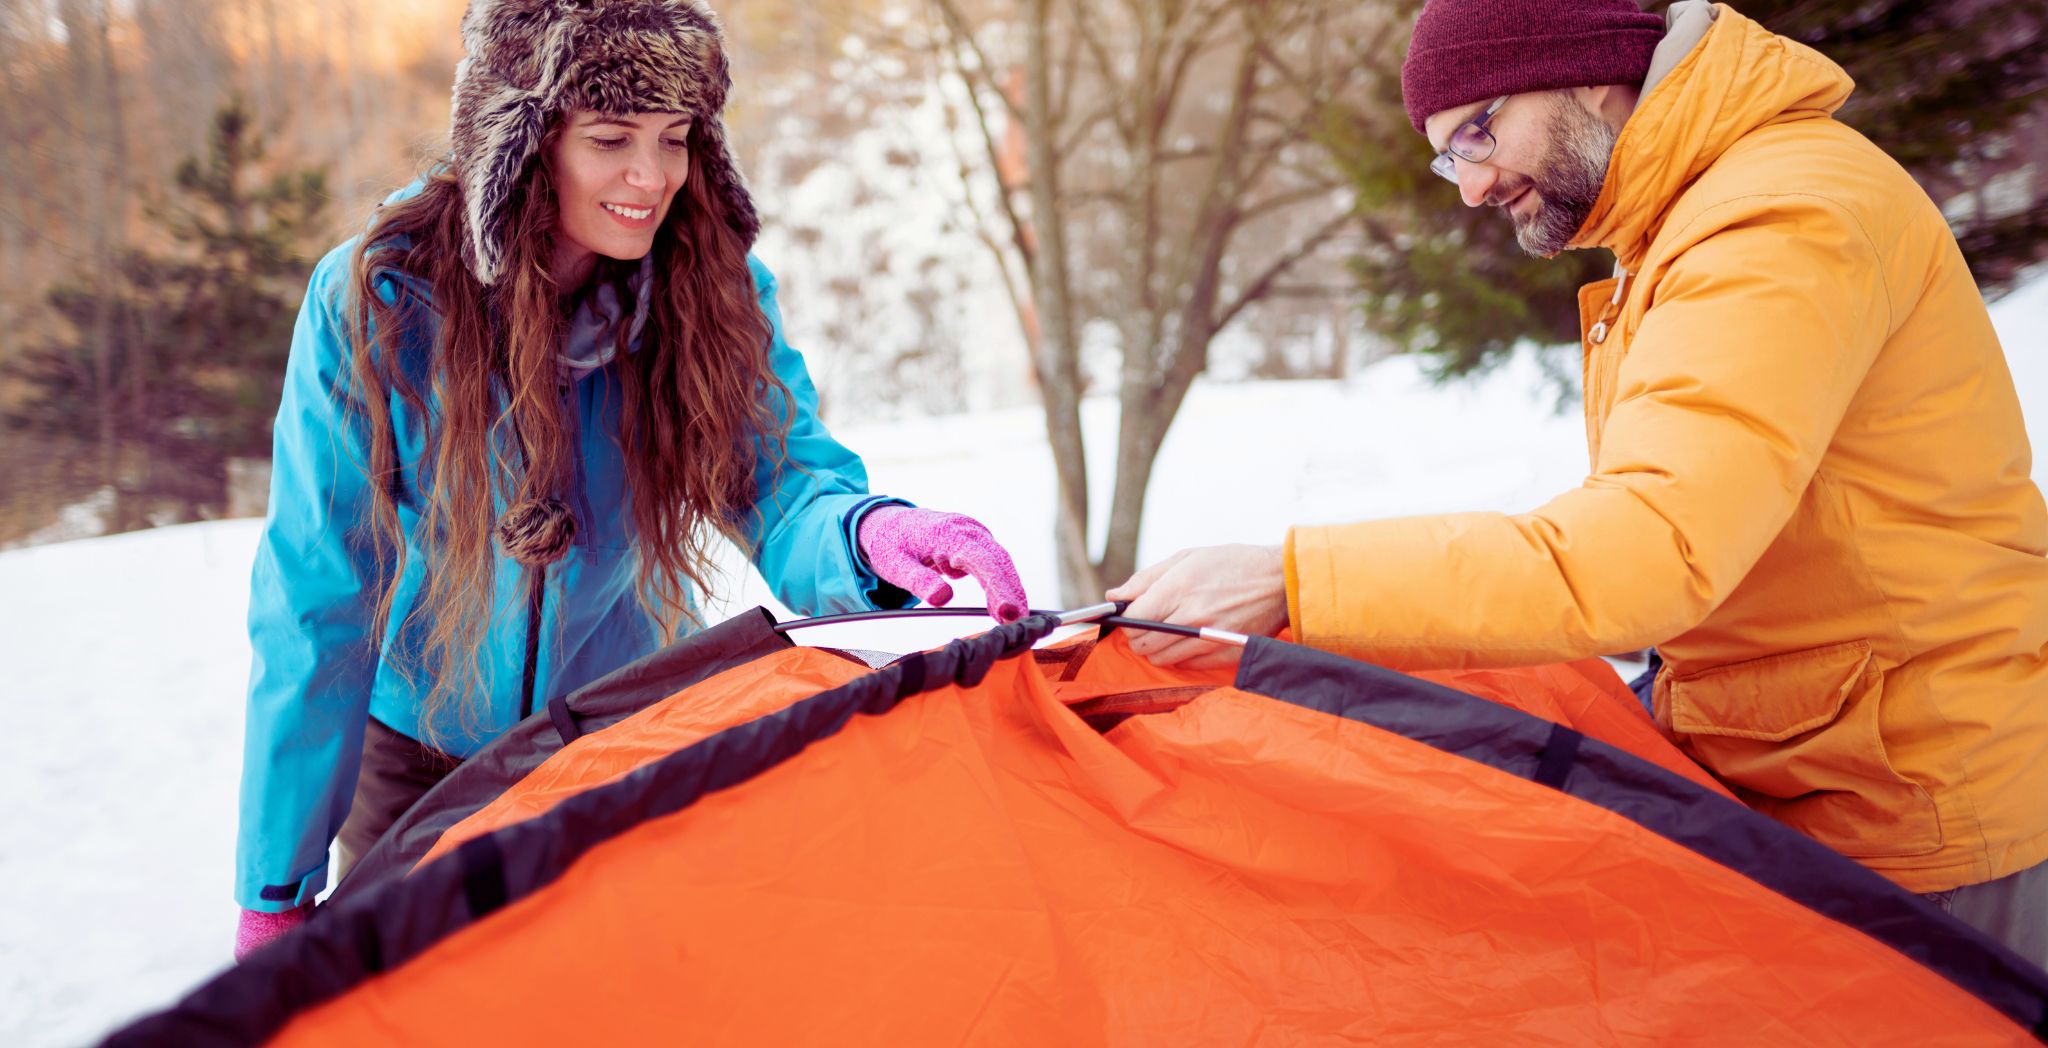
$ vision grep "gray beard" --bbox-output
[1507,100,1618,258]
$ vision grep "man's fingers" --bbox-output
[1119,585,1180,655]
[1139,636,1197,666]
[1180,645,1246,671]
[1144,634,1232,669]
[1104,549,1188,601]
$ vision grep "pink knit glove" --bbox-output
[858,506,1029,623]
[235,905,310,961]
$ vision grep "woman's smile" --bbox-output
[600,200,658,229]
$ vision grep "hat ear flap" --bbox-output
[693,115,760,249]
[450,6,579,286]
[456,88,549,287]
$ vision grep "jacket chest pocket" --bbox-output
[1663,640,1943,858]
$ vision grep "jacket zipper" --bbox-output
[518,563,546,721]
[518,379,586,722]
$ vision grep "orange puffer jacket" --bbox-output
[1287,4,2048,893]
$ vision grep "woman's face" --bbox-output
[548,110,693,286]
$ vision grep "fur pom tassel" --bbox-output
[496,496,577,566]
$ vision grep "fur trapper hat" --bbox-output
[449,0,761,286]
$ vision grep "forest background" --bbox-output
[0,0,2041,605]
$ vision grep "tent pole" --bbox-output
[771,604,1248,648]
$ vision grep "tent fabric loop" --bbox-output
[349,905,386,977]
[546,694,581,746]
[1534,723,1584,791]
[457,835,509,920]
[892,651,927,701]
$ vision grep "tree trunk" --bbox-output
[1023,0,1095,605]
[95,1,134,523]
[339,0,369,197]
[60,0,125,500]
[0,19,19,344]
[258,0,282,119]
[1326,303,1351,380]
[1098,382,1165,588]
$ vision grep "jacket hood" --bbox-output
[1570,3,1855,269]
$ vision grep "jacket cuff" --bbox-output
[1285,524,1341,650]
[243,863,327,912]
[843,495,918,610]
[1283,528,1306,639]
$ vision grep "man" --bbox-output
[1109,0,2048,965]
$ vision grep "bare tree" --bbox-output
[0,7,27,344]
[131,0,236,174]
[55,0,131,493]
[925,0,1376,602]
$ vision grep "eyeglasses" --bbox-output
[1429,95,1509,183]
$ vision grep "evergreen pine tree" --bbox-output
[4,96,330,526]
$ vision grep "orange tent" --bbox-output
[108,611,2048,1046]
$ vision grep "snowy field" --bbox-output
[2,276,2043,1045]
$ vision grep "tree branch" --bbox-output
[930,13,1036,277]
[1239,178,1347,221]
[1264,282,1363,298]
[1236,120,1320,198]
[1253,22,1383,109]
[1151,0,1236,141]
[1154,27,1266,395]
[1211,209,1354,334]
[1052,0,1083,129]
[1055,101,1117,156]
[929,0,1024,123]
[1067,0,1135,143]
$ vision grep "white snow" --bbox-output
[1,278,2042,1046]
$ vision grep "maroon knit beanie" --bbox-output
[1402,0,1668,133]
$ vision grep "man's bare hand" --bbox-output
[1104,544,1289,669]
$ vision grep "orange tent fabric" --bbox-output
[284,651,2030,1045]
[107,615,2048,1046]
[419,634,1730,867]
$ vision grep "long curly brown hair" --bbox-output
[343,121,791,741]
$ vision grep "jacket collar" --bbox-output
[559,256,654,381]
[1568,3,1855,271]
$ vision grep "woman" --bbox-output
[234,0,1027,958]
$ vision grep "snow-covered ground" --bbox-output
[2,277,2042,1046]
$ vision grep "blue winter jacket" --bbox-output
[237,209,905,910]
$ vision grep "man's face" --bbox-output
[1423,91,1618,257]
